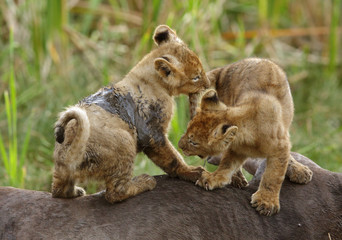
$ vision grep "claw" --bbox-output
[256,204,265,212]
[251,201,257,208]
[195,180,199,186]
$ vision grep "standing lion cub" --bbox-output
[179,58,313,216]
[52,25,210,203]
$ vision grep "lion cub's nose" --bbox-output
[178,136,186,149]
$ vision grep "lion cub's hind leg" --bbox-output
[105,174,156,203]
[286,155,313,184]
[99,129,157,203]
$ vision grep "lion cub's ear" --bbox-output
[209,124,238,147]
[153,25,182,46]
[154,57,176,78]
[200,89,227,111]
[154,57,182,88]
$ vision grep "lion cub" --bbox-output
[52,25,210,203]
[179,58,313,216]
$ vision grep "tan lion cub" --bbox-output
[52,25,210,203]
[179,58,313,216]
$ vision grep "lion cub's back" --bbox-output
[211,58,294,127]
[213,58,287,101]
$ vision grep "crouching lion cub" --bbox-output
[179,58,313,216]
[52,25,210,203]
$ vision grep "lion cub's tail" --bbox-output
[54,106,90,166]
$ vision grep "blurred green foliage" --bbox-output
[0,0,341,191]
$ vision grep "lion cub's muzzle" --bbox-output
[178,135,190,155]
[178,138,185,150]
[178,135,206,159]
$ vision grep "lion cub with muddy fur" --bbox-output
[52,25,210,203]
[179,58,313,216]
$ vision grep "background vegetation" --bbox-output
[0,0,341,191]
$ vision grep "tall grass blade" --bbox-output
[0,26,27,187]
[46,0,62,37]
[152,0,163,23]
[4,89,17,185]
[29,0,44,82]
[236,17,246,54]
[18,120,32,187]
[328,0,341,73]
[0,129,9,174]
[258,0,268,26]
[269,0,287,28]
[46,0,68,64]
[81,0,101,35]
[9,27,18,184]
[4,92,12,142]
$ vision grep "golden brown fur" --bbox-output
[52,25,210,203]
[179,58,313,216]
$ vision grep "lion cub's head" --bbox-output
[178,89,238,158]
[152,25,210,95]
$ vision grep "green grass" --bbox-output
[328,0,341,73]
[0,0,341,192]
[0,29,31,187]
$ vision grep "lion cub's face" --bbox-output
[178,90,238,158]
[152,25,210,95]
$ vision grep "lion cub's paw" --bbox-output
[250,190,280,216]
[51,185,86,198]
[179,165,206,183]
[287,163,313,184]
[231,173,249,188]
[196,171,230,190]
[133,174,157,191]
[75,186,86,197]
[105,175,156,204]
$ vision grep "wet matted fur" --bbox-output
[52,25,210,203]
[179,58,313,215]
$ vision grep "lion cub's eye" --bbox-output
[192,76,200,82]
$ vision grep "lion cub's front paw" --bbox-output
[250,190,280,216]
[287,164,313,184]
[196,171,230,190]
[179,165,206,183]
